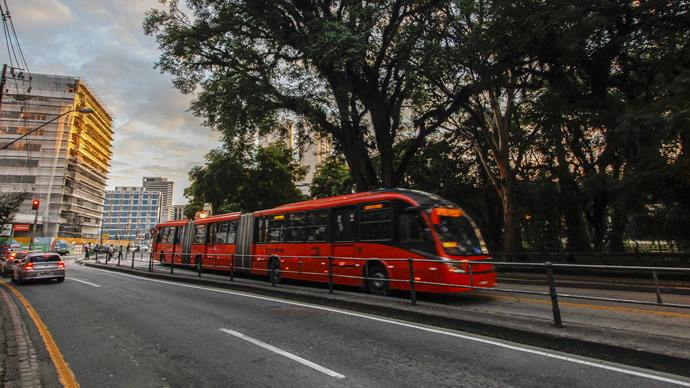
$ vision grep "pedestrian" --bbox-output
[85,242,91,260]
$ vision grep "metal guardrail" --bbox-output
[84,250,690,328]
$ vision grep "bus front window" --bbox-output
[433,211,486,256]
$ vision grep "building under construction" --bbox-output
[0,66,113,239]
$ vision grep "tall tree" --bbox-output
[184,142,306,217]
[145,0,465,190]
[0,192,26,239]
[309,155,355,199]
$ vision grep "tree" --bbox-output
[0,192,26,240]
[310,155,355,198]
[144,0,475,190]
[184,142,306,215]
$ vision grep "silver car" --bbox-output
[11,253,65,284]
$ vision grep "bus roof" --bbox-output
[194,212,241,224]
[256,188,457,216]
[156,220,188,228]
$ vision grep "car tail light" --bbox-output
[57,261,64,269]
[23,262,33,271]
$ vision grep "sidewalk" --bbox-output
[0,284,42,387]
[83,259,690,378]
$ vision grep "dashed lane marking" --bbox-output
[68,278,100,288]
[1,282,80,387]
[220,328,345,379]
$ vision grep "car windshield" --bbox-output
[434,213,487,256]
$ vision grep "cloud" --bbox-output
[6,0,219,202]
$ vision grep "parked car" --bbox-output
[53,241,70,256]
[11,252,65,284]
[1,251,29,277]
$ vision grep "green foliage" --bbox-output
[0,192,27,236]
[150,0,690,252]
[184,142,307,214]
[309,156,355,199]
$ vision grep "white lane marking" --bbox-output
[83,266,690,386]
[68,278,101,288]
[219,328,345,379]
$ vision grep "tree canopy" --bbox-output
[148,0,690,252]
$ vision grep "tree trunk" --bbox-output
[500,186,521,252]
[608,201,628,252]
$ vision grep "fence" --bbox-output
[84,250,690,329]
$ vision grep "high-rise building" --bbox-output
[172,204,186,220]
[101,186,161,243]
[0,67,113,239]
[142,177,174,221]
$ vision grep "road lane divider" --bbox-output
[1,282,80,388]
[219,328,345,379]
[68,278,101,288]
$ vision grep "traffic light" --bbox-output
[31,198,40,210]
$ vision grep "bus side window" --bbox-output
[397,213,424,242]
[285,213,305,242]
[360,203,393,241]
[332,207,356,242]
[176,226,185,244]
[194,224,206,244]
[268,216,285,242]
[227,221,237,244]
[305,210,328,242]
[214,222,229,244]
[156,228,163,243]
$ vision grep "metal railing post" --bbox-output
[148,252,153,272]
[408,258,417,306]
[117,250,121,267]
[652,270,663,304]
[271,260,277,287]
[545,262,563,328]
[170,253,174,274]
[131,251,135,269]
[229,254,234,281]
[197,255,202,277]
[469,261,474,287]
[328,256,334,294]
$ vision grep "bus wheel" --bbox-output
[268,258,282,284]
[366,265,389,296]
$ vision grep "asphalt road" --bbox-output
[8,258,690,387]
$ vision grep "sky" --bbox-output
[8,0,219,204]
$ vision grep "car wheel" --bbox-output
[57,277,64,283]
[15,276,22,285]
[366,264,390,296]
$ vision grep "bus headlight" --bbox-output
[447,261,467,273]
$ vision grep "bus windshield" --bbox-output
[434,212,486,256]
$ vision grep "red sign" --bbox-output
[13,224,30,232]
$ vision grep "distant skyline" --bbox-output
[7,0,219,203]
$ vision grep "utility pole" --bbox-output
[0,64,7,113]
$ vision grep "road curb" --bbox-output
[83,262,690,378]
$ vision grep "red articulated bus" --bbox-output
[152,189,496,294]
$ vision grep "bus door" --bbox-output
[190,223,208,269]
[300,210,329,281]
[331,206,360,287]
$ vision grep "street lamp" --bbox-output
[0,107,94,151]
